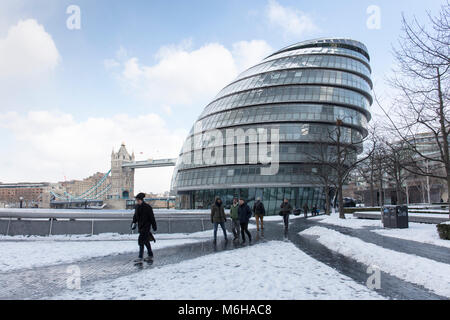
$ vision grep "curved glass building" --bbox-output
[171,38,372,214]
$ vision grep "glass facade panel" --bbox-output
[215,69,372,101]
[200,85,370,119]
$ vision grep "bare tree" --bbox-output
[355,127,384,207]
[377,2,450,216]
[307,120,375,219]
[383,140,413,205]
[306,142,337,215]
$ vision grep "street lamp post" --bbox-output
[19,196,24,209]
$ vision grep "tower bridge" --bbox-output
[50,143,176,206]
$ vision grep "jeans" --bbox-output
[138,232,153,258]
[213,222,228,241]
[255,214,264,230]
[283,214,289,229]
[240,222,252,242]
[231,219,241,238]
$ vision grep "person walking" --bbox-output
[131,193,157,263]
[303,203,309,218]
[229,197,240,241]
[280,198,293,231]
[253,197,265,232]
[211,196,228,243]
[238,198,252,244]
[312,204,318,216]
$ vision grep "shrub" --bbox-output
[436,223,450,240]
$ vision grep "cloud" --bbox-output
[0,36,273,193]
[0,111,187,193]
[266,0,319,38]
[0,19,60,79]
[117,42,237,106]
[232,40,273,71]
[106,39,273,108]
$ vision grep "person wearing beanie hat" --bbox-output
[131,192,157,263]
[210,196,228,244]
[253,197,265,232]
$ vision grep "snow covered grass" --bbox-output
[372,223,450,249]
[0,229,215,242]
[261,215,304,222]
[0,228,232,272]
[50,241,383,300]
[0,225,258,272]
[0,238,202,273]
[300,226,450,298]
[313,213,382,229]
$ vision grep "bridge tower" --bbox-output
[108,143,135,199]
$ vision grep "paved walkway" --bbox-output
[0,217,448,300]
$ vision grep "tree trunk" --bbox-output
[338,183,345,219]
[369,182,375,207]
[446,177,450,219]
[325,185,331,215]
[396,184,402,205]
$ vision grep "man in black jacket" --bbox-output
[238,198,252,244]
[280,198,293,231]
[131,193,157,262]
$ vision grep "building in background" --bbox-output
[344,131,448,205]
[171,38,373,214]
[0,182,51,208]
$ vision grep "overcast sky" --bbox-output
[0,0,445,193]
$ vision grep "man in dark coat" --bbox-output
[211,196,228,243]
[132,193,157,262]
[253,197,265,232]
[280,198,293,231]
[238,198,252,244]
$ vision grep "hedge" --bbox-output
[436,223,450,240]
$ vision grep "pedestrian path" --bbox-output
[0,217,447,300]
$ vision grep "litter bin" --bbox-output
[382,205,408,229]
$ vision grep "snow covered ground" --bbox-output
[260,215,303,222]
[311,213,382,229]
[0,226,259,272]
[372,223,450,249]
[300,226,450,298]
[0,238,199,273]
[310,213,449,248]
[50,241,383,300]
[0,229,231,272]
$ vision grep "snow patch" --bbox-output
[50,241,383,300]
[315,213,382,229]
[300,226,450,298]
[373,223,450,249]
